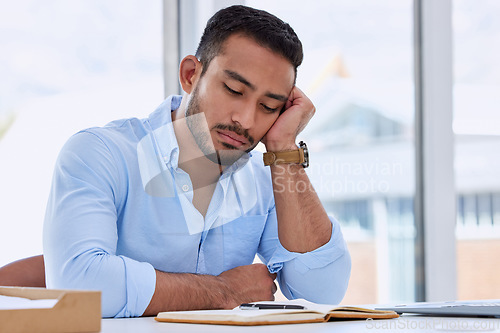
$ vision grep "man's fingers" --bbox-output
[285,96,293,110]
[270,273,277,295]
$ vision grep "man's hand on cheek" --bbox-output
[262,86,315,152]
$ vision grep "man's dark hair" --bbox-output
[195,5,303,79]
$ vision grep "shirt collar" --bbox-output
[146,95,182,169]
[220,151,253,180]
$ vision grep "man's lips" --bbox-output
[216,130,249,147]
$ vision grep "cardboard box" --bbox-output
[0,287,101,333]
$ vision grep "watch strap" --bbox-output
[263,148,305,166]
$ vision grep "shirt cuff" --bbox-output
[115,256,156,318]
[267,216,347,274]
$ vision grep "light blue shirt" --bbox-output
[43,95,351,318]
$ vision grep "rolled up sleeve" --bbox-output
[43,131,156,317]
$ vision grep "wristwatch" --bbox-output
[263,141,309,168]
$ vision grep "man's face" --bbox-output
[185,34,295,166]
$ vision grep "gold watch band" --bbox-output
[263,148,305,166]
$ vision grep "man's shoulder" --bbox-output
[87,116,148,139]
[55,117,152,175]
[67,115,156,155]
[71,96,177,148]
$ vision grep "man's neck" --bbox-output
[171,101,223,191]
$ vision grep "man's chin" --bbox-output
[201,140,258,166]
[203,150,246,166]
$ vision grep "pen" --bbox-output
[239,303,306,310]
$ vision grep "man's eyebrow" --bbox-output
[224,69,288,103]
[265,92,288,102]
[224,70,255,90]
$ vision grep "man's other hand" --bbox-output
[217,263,277,308]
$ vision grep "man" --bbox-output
[43,5,351,318]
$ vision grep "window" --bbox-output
[0,1,163,266]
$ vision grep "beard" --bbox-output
[185,87,257,166]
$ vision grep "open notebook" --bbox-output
[376,300,500,317]
[155,299,399,326]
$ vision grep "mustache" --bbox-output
[212,124,255,146]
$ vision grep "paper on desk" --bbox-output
[0,295,58,310]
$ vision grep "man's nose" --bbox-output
[231,102,256,129]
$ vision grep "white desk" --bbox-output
[102,316,500,332]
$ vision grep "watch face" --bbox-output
[299,141,309,168]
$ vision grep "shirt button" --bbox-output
[182,184,189,192]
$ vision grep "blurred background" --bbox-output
[1,0,499,305]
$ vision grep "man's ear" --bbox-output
[179,55,202,94]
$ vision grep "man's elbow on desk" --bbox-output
[279,249,351,305]
[45,250,156,318]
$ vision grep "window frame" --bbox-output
[414,0,456,302]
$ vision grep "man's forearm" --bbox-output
[271,163,332,253]
[142,263,277,316]
[142,270,230,316]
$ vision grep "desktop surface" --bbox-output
[102,315,500,333]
